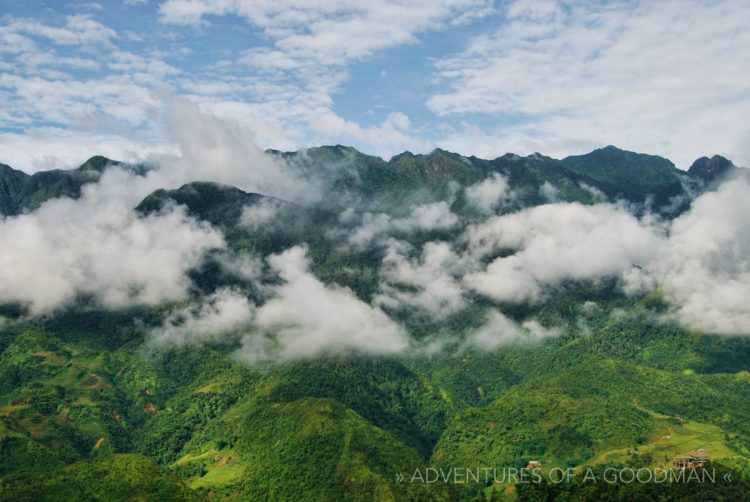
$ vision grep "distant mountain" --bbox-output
[272,145,725,215]
[136,181,267,227]
[687,154,736,183]
[560,145,691,208]
[2,145,750,501]
[0,163,27,215]
[0,146,740,219]
[0,156,147,216]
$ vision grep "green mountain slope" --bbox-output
[0,163,28,215]
[1,145,749,500]
[433,358,750,472]
[0,454,201,502]
[561,145,690,208]
[201,397,447,501]
[0,156,145,216]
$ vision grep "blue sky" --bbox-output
[1,0,749,171]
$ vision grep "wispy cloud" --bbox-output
[428,0,750,167]
[0,169,224,314]
[626,173,750,334]
[464,201,662,302]
[1,14,116,47]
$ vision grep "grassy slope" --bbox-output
[0,454,201,502]
[210,396,448,501]
[433,358,750,472]
[5,288,750,501]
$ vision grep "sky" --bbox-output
[1,0,749,172]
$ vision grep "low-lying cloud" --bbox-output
[4,93,750,361]
[465,172,510,213]
[0,170,224,314]
[150,287,255,347]
[464,202,662,302]
[626,174,750,335]
[154,97,319,204]
[239,245,409,363]
[375,239,466,318]
[466,310,559,351]
[148,246,411,364]
[347,201,458,249]
[0,96,321,316]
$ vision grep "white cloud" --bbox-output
[465,173,510,213]
[348,201,459,249]
[0,127,173,172]
[580,182,607,203]
[156,0,493,157]
[311,110,431,159]
[108,50,181,80]
[236,245,409,363]
[0,96,325,317]
[397,201,458,232]
[428,0,750,167]
[159,1,493,66]
[150,288,255,346]
[626,174,750,335]
[539,181,560,202]
[239,198,280,229]
[0,73,161,131]
[465,310,559,350]
[464,202,661,302]
[0,96,314,204]
[0,169,225,314]
[348,213,394,249]
[154,96,318,203]
[375,240,466,317]
[146,245,414,363]
[0,15,116,47]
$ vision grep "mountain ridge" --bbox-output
[1,145,750,501]
[1,145,738,219]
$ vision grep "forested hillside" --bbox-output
[1,145,748,501]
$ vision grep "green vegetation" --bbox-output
[0,454,201,501]
[1,146,749,499]
[0,156,148,216]
[433,358,750,471]
[560,145,690,209]
[4,297,750,500]
[516,463,750,501]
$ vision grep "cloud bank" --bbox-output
[148,245,410,364]
[376,239,466,318]
[627,175,750,334]
[347,201,458,249]
[0,97,309,315]
[464,202,661,302]
[240,246,410,363]
[0,169,224,314]
[466,311,559,351]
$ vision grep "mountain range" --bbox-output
[0,145,737,219]
[0,145,748,502]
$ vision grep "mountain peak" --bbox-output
[687,155,735,183]
[76,155,122,173]
[136,181,267,227]
[560,146,682,205]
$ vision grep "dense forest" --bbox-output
[1,145,748,501]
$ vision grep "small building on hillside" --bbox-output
[673,449,708,469]
[526,460,542,469]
